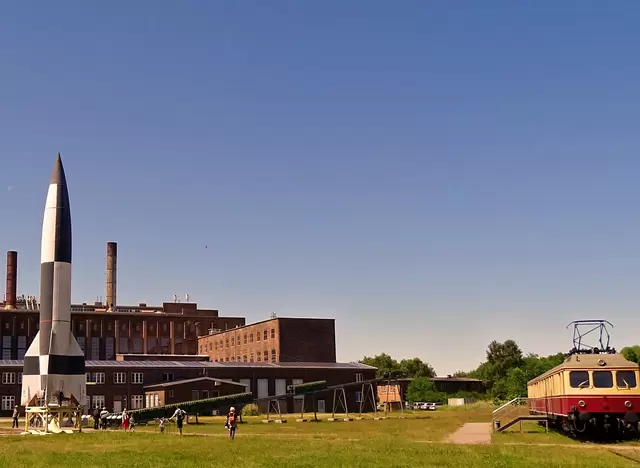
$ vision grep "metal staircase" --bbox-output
[492,397,548,433]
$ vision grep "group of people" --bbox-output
[91,406,135,431]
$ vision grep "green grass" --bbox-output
[0,408,638,467]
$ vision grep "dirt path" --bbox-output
[444,423,492,445]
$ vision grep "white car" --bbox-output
[420,403,437,411]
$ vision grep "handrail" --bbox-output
[492,397,524,415]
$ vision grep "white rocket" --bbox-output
[21,154,86,407]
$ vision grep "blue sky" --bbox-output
[2,1,640,375]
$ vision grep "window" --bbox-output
[264,330,268,340]
[133,338,143,354]
[2,373,15,385]
[77,336,85,353]
[92,395,105,409]
[192,390,199,400]
[250,334,254,343]
[243,355,248,363]
[2,336,11,360]
[17,336,26,359]
[131,395,144,409]
[257,353,261,362]
[244,334,247,345]
[355,391,362,403]
[263,350,268,361]
[215,342,218,350]
[1,396,15,410]
[131,373,143,384]
[200,345,203,353]
[202,390,209,399]
[162,373,175,382]
[617,371,637,388]
[87,372,105,384]
[231,337,235,347]
[256,332,260,342]
[105,337,115,360]
[271,349,276,363]
[593,371,613,388]
[169,390,174,398]
[226,339,229,348]
[17,373,22,384]
[119,337,129,353]
[250,353,254,363]
[271,328,275,339]
[114,372,127,384]
[569,371,590,388]
[355,373,363,382]
[91,337,100,360]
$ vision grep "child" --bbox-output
[129,415,135,433]
[158,417,165,433]
[226,407,238,440]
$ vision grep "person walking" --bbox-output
[100,407,109,430]
[121,409,130,432]
[11,405,19,429]
[226,407,238,440]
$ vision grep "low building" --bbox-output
[197,317,336,364]
[144,376,247,408]
[392,376,485,402]
[0,359,376,416]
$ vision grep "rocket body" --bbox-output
[21,154,86,407]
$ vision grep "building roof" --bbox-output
[396,376,483,383]
[144,376,246,390]
[528,353,639,384]
[0,360,375,370]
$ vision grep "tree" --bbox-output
[505,368,528,399]
[621,346,640,364]
[406,378,441,403]
[399,358,436,378]
[360,353,402,378]
[359,354,436,379]
[486,339,524,377]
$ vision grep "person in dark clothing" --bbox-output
[12,406,19,429]
[170,407,186,435]
[92,407,100,430]
[225,407,238,440]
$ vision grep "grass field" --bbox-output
[0,404,639,467]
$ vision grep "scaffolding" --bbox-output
[23,405,84,435]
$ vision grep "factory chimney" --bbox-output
[106,242,117,312]
[5,251,17,310]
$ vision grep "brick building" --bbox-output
[0,359,376,415]
[144,376,247,408]
[197,317,336,364]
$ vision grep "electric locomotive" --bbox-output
[527,320,640,438]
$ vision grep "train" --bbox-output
[527,350,640,438]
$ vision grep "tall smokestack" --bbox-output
[106,242,117,312]
[5,251,17,310]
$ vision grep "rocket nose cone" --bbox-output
[50,153,67,185]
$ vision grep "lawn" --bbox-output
[0,405,638,467]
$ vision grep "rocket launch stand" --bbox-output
[23,405,84,435]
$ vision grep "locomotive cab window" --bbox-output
[616,371,637,389]
[569,371,590,388]
[593,371,613,388]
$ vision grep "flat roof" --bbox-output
[0,360,375,370]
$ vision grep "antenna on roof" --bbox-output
[270,312,277,319]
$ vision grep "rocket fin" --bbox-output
[68,333,84,357]
[24,331,41,356]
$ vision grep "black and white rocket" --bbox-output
[21,154,86,407]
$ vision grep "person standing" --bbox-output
[121,409,130,432]
[92,407,100,430]
[100,407,109,430]
[11,405,19,429]
[170,407,186,435]
[226,407,238,440]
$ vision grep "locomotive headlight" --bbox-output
[625,400,632,408]
[579,400,586,408]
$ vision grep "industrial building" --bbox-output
[0,244,377,415]
[198,317,336,363]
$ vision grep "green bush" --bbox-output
[241,404,260,416]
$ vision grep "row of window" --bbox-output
[206,328,276,351]
[2,373,22,385]
[87,394,144,410]
[85,372,144,385]
[568,370,637,389]
[208,349,278,364]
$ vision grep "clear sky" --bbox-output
[1,1,640,375]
